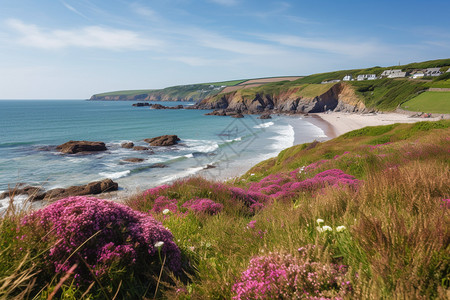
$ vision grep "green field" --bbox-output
[401,91,450,114]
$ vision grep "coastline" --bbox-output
[306,111,443,138]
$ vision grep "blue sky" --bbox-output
[0,0,449,99]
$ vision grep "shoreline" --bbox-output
[2,111,445,206]
[310,111,443,138]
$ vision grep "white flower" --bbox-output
[336,225,346,232]
[316,226,323,233]
[250,173,255,176]
[154,241,164,248]
[316,218,324,225]
[322,225,333,232]
[162,208,170,215]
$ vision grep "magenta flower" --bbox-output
[182,198,223,215]
[22,196,181,282]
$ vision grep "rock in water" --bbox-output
[258,113,272,119]
[144,135,180,146]
[56,141,107,154]
[121,142,134,149]
[123,158,145,163]
[44,179,118,201]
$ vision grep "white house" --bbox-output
[356,74,377,81]
[381,69,403,77]
[343,75,353,81]
[412,73,425,79]
[424,68,442,77]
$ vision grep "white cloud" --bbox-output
[5,18,163,51]
[61,1,89,19]
[258,34,384,57]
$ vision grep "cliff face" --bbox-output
[196,82,369,114]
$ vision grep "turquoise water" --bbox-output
[0,100,325,194]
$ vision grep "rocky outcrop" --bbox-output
[150,104,184,109]
[1,179,119,201]
[132,102,150,107]
[123,158,145,163]
[121,142,134,149]
[0,185,45,201]
[56,141,107,154]
[196,82,368,115]
[133,146,151,151]
[43,179,118,201]
[144,135,180,146]
[258,113,272,119]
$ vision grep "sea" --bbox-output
[0,100,327,201]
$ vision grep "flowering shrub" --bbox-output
[232,250,352,299]
[143,184,171,198]
[151,196,178,214]
[21,196,181,283]
[182,198,223,215]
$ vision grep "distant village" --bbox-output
[321,67,449,84]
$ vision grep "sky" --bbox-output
[0,0,449,99]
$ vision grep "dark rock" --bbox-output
[150,163,168,168]
[232,113,244,118]
[0,185,45,201]
[123,157,145,163]
[56,141,107,154]
[133,146,150,151]
[204,164,216,169]
[144,135,180,146]
[205,109,227,116]
[258,113,272,119]
[44,179,118,201]
[121,142,134,149]
[132,102,150,107]
[150,104,166,109]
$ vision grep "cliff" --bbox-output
[90,84,227,102]
[196,82,369,114]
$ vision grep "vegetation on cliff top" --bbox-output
[1,120,449,299]
[202,58,450,112]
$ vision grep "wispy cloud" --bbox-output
[258,34,385,57]
[5,19,163,51]
[60,1,89,19]
[130,2,161,21]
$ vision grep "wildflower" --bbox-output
[246,220,256,229]
[336,225,346,232]
[316,218,324,225]
[162,208,170,215]
[154,241,164,248]
[322,225,332,232]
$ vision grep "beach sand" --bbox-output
[307,112,443,139]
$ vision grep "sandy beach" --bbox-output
[308,112,445,139]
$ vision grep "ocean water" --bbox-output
[0,100,326,196]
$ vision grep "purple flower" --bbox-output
[22,196,181,282]
[182,198,223,215]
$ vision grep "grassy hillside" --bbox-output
[91,79,247,101]
[401,91,450,114]
[1,120,449,299]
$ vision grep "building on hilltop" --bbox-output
[412,73,425,79]
[424,68,442,77]
[380,69,406,78]
[356,74,377,81]
[343,75,353,81]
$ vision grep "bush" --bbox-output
[21,197,181,284]
[232,248,352,299]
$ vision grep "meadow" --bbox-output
[0,120,448,299]
[401,91,450,114]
